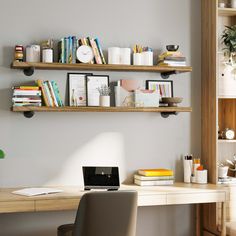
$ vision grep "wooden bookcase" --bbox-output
[202,1,236,235]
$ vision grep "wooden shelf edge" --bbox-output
[218,139,236,143]
[218,8,236,16]
[11,61,192,73]
[11,106,192,113]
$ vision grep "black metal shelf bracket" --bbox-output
[161,112,178,118]
[161,71,177,79]
[23,111,35,118]
[23,67,35,76]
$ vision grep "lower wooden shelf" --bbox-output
[11,106,192,118]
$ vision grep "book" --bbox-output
[12,97,41,102]
[94,38,106,64]
[134,179,174,186]
[13,86,40,90]
[36,80,50,106]
[58,39,65,63]
[47,81,59,107]
[134,174,174,181]
[13,90,41,96]
[89,38,102,64]
[43,81,54,106]
[138,169,174,177]
[12,188,63,197]
[13,102,41,107]
[51,80,63,106]
[72,36,77,64]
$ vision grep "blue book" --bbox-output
[72,36,77,64]
[51,81,63,106]
[95,38,106,64]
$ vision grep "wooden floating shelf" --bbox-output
[12,106,192,118]
[12,106,192,113]
[218,8,236,16]
[218,139,236,143]
[11,61,192,74]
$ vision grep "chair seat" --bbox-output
[57,223,74,236]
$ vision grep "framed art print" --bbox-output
[86,75,109,106]
[68,73,92,106]
[146,80,173,100]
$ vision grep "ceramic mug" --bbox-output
[218,166,229,178]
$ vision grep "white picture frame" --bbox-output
[86,75,109,106]
[68,73,92,106]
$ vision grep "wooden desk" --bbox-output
[0,183,227,236]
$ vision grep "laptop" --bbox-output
[82,166,120,191]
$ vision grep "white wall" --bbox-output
[0,0,201,235]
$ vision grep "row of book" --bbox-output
[158,51,186,67]
[134,169,174,186]
[58,36,106,64]
[36,80,63,107]
[12,86,42,107]
[12,81,64,107]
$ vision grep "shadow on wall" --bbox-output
[44,132,127,186]
[2,46,14,67]
[0,88,12,111]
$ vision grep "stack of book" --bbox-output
[12,86,42,107]
[36,80,63,107]
[134,169,174,186]
[58,36,106,64]
[158,51,186,67]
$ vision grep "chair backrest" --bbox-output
[73,191,138,236]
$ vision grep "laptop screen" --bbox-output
[82,166,120,190]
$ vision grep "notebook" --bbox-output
[12,188,63,196]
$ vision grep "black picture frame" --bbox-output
[68,73,93,106]
[146,80,173,99]
[86,75,109,106]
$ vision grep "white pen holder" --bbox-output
[133,53,142,65]
[133,52,153,66]
[142,51,153,66]
[196,170,208,184]
[183,159,192,183]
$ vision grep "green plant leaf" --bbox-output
[0,149,5,159]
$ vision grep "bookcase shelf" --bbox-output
[218,7,236,16]
[11,61,192,78]
[11,106,192,118]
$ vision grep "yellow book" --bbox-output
[138,169,174,177]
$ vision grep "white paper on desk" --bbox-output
[12,188,63,196]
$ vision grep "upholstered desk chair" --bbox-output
[57,191,138,236]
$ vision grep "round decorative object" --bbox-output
[166,45,179,52]
[76,45,94,63]
[224,128,235,140]
[161,97,183,107]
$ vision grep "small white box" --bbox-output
[134,90,159,107]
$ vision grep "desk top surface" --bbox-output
[0,183,227,202]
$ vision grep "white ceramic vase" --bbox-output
[99,96,110,107]
[231,0,236,8]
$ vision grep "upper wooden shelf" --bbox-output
[218,8,236,16]
[11,106,192,118]
[11,61,192,78]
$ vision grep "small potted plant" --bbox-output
[97,85,111,107]
[222,25,236,64]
